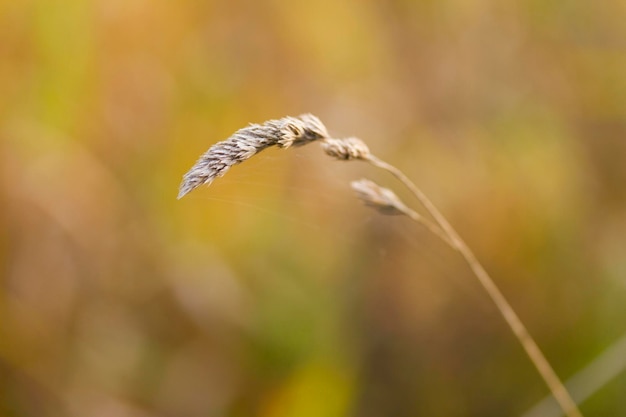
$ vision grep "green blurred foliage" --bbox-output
[1,1,625,416]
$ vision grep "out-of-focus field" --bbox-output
[1,1,625,416]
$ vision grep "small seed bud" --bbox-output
[322,137,371,161]
[351,179,407,215]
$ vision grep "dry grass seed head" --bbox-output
[351,178,408,215]
[178,114,329,199]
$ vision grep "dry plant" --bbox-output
[178,114,584,417]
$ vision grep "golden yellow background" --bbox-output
[1,1,625,416]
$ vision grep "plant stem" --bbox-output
[399,205,456,248]
[366,155,583,417]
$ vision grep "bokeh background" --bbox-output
[1,1,625,416]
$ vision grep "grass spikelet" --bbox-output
[351,178,406,215]
[177,114,329,199]
[322,137,371,160]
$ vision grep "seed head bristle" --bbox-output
[178,114,329,199]
[350,178,407,215]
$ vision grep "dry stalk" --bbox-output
[178,115,583,417]
[326,138,583,417]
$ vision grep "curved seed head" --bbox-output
[178,114,329,199]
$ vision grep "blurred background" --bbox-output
[1,1,625,416]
